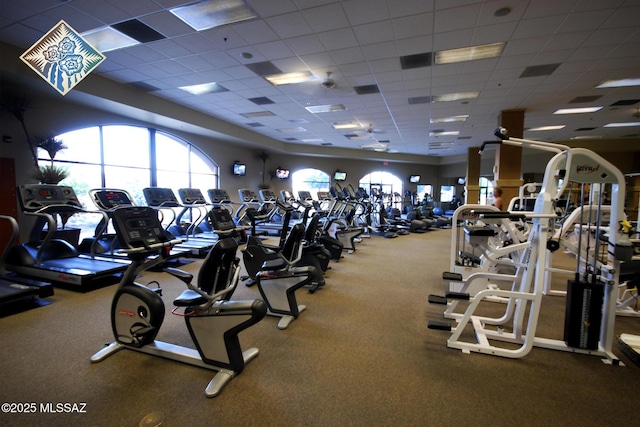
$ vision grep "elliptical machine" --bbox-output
[91,205,267,398]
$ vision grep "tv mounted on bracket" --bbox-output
[409,175,420,183]
[232,162,246,176]
[457,177,466,185]
[275,167,290,179]
[334,171,347,181]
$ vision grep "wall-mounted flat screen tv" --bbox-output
[233,163,246,176]
[334,171,347,181]
[275,168,290,179]
[409,175,420,183]
[457,177,466,185]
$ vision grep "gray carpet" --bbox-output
[1,227,640,427]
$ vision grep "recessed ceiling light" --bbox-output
[429,130,459,137]
[81,26,139,52]
[595,78,640,88]
[241,111,275,118]
[305,104,347,113]
[432,92,479,102]
[435,42,505,65]
[265,71,317,86]
[528,125,566,131]
[170,0,257,31]
[603,122,640,127]
[179,82,228,95]
[333,123,361,130]
[553,107,603,114]
[278,127,307,133]
[430,115,469,123]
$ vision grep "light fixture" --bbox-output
[170,0,257,31]
[432,92,479,102]
[603,122,640,127]
[179,82,228,95]
[332,123,361,130]
[264,71,317,86]
[553,107,603,114]
[595,78,640,88]
[430,115,469,123]
[435,42,506,65]
[305,104,347,113]
[429,130,459,137]
[241,111,275,118]
[278,127,307,133]
[528,125,566,131]
[81,26,139,52]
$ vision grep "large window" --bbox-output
[39,125,218,237]
[291,168,331,199]
[359,171,403,209]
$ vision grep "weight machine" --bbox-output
[428,128,630,364]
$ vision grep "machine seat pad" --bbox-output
[464,225,496,236]
[262,257,288,271]
[174,289,208,306]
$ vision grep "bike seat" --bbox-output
[174,289,207,306]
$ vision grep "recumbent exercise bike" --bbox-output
[91,205,266,398]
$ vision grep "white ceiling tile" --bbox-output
[316,28,359,50]
[302,3,350,33]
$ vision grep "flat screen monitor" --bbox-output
[457,177,466,185]
[409,175,420,183]
[232,163,246,176]
[334,171,347,181]
[275,168,290,179]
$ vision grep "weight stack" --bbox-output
[563,280,604,350]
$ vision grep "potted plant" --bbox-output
[33,136,69,184]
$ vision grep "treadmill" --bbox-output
[142,187,215,257]
[0,214,53,309]
[81,188,190,261]
[5,185,128,288]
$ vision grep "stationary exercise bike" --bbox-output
[91,205,267,398]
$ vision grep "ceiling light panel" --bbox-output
[179,82,228,95]
[553,107,602,114]
[430,115,469,123]
[527,125,566,131]
[265,71,316,85]
[305,104,347,113]
[603,122,640,127]
[434,42,505,65]
[170,0,257,31]
[595,78,640,88]
[432,92,479,102]
[81,27,139,52]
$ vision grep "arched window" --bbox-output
[41,125,218,237]
[359,171,403,209]
[291,168,330,199]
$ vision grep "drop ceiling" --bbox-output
[1,0,640,161]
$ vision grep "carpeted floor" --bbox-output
[1,227,640,427]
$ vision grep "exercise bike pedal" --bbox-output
[428,294,448,305]
[427,320,452,331]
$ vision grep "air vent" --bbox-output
[127,82,160,92]
[245,61,282,76]
[575,127,596,131]
[570,95,602,103]
[245,122,264,127]
[519,63,560,78]
[248,97,275,105]
[400,52,432,70]
[408,96,433,105]
[354,84,380,95]
[610,99,640,106]
[112,19,165,43]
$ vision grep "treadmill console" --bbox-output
[259,189,277,202]
[298,191,313,201]
[143,187,181,207]
[111,206,168,250]
[238,189,258,202]
[91,189,133,210]
[316,191,331,201]
[178,188,207,205]
[18,184,82,212]
[208,189,231,204]
[208,207,236,232]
